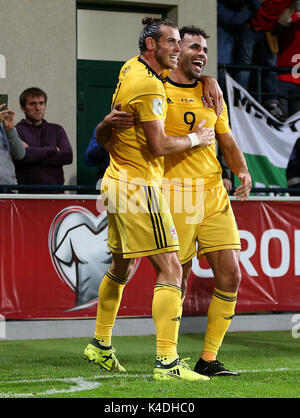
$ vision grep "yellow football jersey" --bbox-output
[163,77,231,190]
[106,56,167,185]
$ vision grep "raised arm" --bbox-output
[0,106,25,160]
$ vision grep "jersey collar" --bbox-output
[165,76,198,88]
[138,57,162,80]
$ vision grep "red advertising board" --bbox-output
[0,196,299,319]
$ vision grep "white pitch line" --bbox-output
[1,368,299,397]
[237,367,300,373]
[0,377,102,398]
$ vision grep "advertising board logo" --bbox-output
[48,206,139,312]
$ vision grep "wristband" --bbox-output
[187,132,200,148]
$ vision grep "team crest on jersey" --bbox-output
[201,96,211,107]
[169,225,178,241]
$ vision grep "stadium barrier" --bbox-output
[0,192,299,320]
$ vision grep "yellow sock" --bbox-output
[201,288,237,362]
[152,283,182,363]
[94,271,127,346]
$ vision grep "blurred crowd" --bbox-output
[218,0,300,121]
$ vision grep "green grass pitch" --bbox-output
[0,331,300,399]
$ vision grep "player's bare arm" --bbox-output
[200,76,224,117]
[216,131,252,200]
[142,119,214,156]
[96,102,134,146]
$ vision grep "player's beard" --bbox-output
[155,48,178,70]
[186,58,203,81]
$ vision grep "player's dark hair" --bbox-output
[139,17,177,53]
[19,87,48,107]
[179,26,209,40]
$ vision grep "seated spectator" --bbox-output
[15,87,73,193]
[0,103,25,191]
[286,137,300,195]
[234,0,292,121]
[277,2,300,118]
[217,0,261,96]
[84,126,109,190]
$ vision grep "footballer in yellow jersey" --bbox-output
[163,77,230,190]
[102,55,179,258]
[161,26,251,377]
[106,56,167,185]
[162,77,241,263]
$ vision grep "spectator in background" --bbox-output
[217,0,260,189]
[84,104,134,189]
[217,0,261,96]
[0,104,25,190]
[15,87,73,193]
[286,137,300,195]
[277,2,300,118]
[84,126,109,190]
[234,0,292,121]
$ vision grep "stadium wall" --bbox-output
[0,0,77,186]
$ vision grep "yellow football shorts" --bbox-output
[101,176,179,258]
[165,185,241,264]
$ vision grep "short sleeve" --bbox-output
[215,101,231,134]
[128,76,167,122]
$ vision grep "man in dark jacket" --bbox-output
[15,87,73,193]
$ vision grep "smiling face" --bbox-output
[179,33,208,81]
[152,25,181,71]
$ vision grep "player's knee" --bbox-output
[215,264,241,292]
[231,267,242,289]
[159,256,182,287]
[109,257,136,283]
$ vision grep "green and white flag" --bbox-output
[225,73,300,192]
